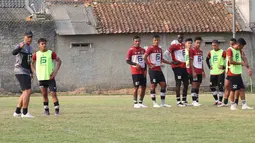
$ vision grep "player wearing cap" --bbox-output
[12,31,34,118]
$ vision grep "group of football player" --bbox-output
[126,34,253,110]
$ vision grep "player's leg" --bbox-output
[132,75,140,108]
[49,79,60,115]
[173,68,183,106]
[182,70,189,105]
[13,75,25,117]
[149,69,159,107]
[237,76,253,110]
[196,74,203,104]
[230,90,239,110]
[138,75,147,108]
[221,77,231,106]
[210,75,218,105]
[14,92,24,117]
[158,71,171,107]
[229,76,240,110]
[40,86,49,115]
[191,74,201,106]
[217,73,225,104]
[19,75,33,117]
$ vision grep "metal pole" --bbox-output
[233,0,236,38]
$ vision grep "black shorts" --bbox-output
[132,74,146,87]
[15,74,31,91]
[226,75,230,80]
[229,75,245,91]
[210,73,225,87]
[39,79,57,92]
[172,67,189,83]
[149,69,166,84]
[189,74,203,83]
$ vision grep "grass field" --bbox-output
[0,94,255,143]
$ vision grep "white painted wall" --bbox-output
[235,0,250,23]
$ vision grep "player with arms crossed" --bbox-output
[143,35,172,108]
[189,37,205,106]
[31,38,62,115]
[126,36,147,108]
[166,34,189,106]
[226,38,253,110]
[206,40,226,105]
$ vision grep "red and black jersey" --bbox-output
[189,47,203,74]
[126,46,146,75]
[145,45,163,71]
[168,43,186,68]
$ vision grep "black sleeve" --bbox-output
[12,47,22,55]
[126,60,137,66]
[206,57,211,69]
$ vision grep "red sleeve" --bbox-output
[222,51,226,58]
[32,53,36,60]
[189,49,194,60]
[207,51,211,58]
[168,44,176,53]
[52,52,57,60]
[145,47,152,55]
[227,48,233,57]
[126,49,132,60]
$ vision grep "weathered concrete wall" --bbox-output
[55,32,255,91]
[0,21,55,92]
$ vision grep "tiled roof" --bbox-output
[0,0,25,8]
[93,0,243,34]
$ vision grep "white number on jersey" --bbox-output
[132,55,145,68]
[150,53,161,66]
[193,55,203,69]
[174,49,185,62]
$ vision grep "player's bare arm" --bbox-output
[51,57,62,79]
[143,54,155,68]
[202,64,206,78]
[189,58,196,78]
[241,52,252,76]
[31,59,36,76]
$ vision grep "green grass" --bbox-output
[0,94,255,143]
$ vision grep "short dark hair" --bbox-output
[178,34,184,37]
[230,38,237,43]
[38,38,47,44]
[133,35,140,40]
[212,40,220,44]
[153,35,160,39]
[194,37,202,41]
[185,38,193,42]
[237,38,246,46]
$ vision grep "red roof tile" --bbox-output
[93,0,242,34]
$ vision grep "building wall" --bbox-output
[0,21,55,92]
[55,32,255,91]
[235,0,250,23]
